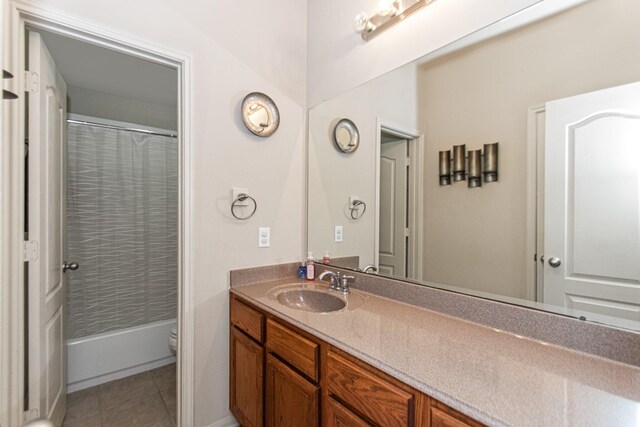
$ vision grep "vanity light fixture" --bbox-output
[354,0,436,41]
[438,143,499,188]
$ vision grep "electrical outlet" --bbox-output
[334,225,343,243]
[258,227,270,248]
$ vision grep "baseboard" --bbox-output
[207,415,239,427]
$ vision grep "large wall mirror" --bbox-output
[307,0,640,332]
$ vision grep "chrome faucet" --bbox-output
[318,270,341,291]
[339,274,354,294]
[361,264,377,274]
[318,270,354,294]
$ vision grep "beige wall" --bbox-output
[419,0,640,298]
[307,0,542,106]
[67,86,178,130]
[19,0,307,425]
[308,63,417,265]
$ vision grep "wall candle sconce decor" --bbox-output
[354,0,437,41]
[452,144,466,182]
[468,150,482,188]
[483,142,499,182]
[438,143,499,188]
[438,150,451,186]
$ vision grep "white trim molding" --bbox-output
[207,415,239,427]
[2,2,196,425]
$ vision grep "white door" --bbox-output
[27,31,68,426]
[544,82,640,323]
[379,139,408,277]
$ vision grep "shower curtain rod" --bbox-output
[67,119,178,139]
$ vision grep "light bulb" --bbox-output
[378,0,398,16]
[353,12,369,32]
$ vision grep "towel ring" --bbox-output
[350,200,366,220]
[231,193,257,220]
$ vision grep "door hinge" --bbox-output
[23,240,38,262]
[405,157,411,167]
[404,228,410,237]
[24,71,39,93]
[24,408,39,422]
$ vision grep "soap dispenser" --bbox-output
[306,252,315,281]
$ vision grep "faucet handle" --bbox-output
[340,275,355,294]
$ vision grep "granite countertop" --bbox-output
[231,278,640,427]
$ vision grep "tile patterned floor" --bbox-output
[62,363,176,427]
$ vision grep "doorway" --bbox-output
[2,5,194,427]
[25,29,179,426]
[375,124,423,280]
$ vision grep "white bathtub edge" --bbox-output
[67,318,176,392]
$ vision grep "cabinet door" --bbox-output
[231,326,264,427]
[266,353,319,427]
[326,397,372,427]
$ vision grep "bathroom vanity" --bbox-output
[230,292,482,427]
[229,264,640,427]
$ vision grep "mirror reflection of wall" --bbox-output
[307,0,640,330]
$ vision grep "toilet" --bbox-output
[169,326,178,355]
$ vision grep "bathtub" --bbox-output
[67,318,176,392]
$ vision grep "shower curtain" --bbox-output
[65,121,178,339]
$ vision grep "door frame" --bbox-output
[526,104,546,302]
[1,2,195,426]
[374,120,423,279]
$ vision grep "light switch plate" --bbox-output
[258,227,270,248]
[334,225,343,243]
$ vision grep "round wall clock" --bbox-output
[241,92,280,137]
[333,119,360,153]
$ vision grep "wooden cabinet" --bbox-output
[230,325,264,427]
[426,400,484,427]
[266,353,319,427]
[231,297,264,342]
[327,351,413,427]
[267,319,319,381]
[229,294,483,427]
[326,397,372,427]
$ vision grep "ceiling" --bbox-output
[38,30,177,108]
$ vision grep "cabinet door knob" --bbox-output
[548,257,561,268]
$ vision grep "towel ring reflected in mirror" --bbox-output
[350,199,366,220]
[333,118,360,153]
[231,193,257,220]
[241,92,280,137]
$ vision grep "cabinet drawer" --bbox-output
[266,319,319,381]
[327,351,413,427]
[430,403,484,427]
[231,297,264,342]
[326,396,372,427]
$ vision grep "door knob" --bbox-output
[548,257,561,268]
[63,261,79,273]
